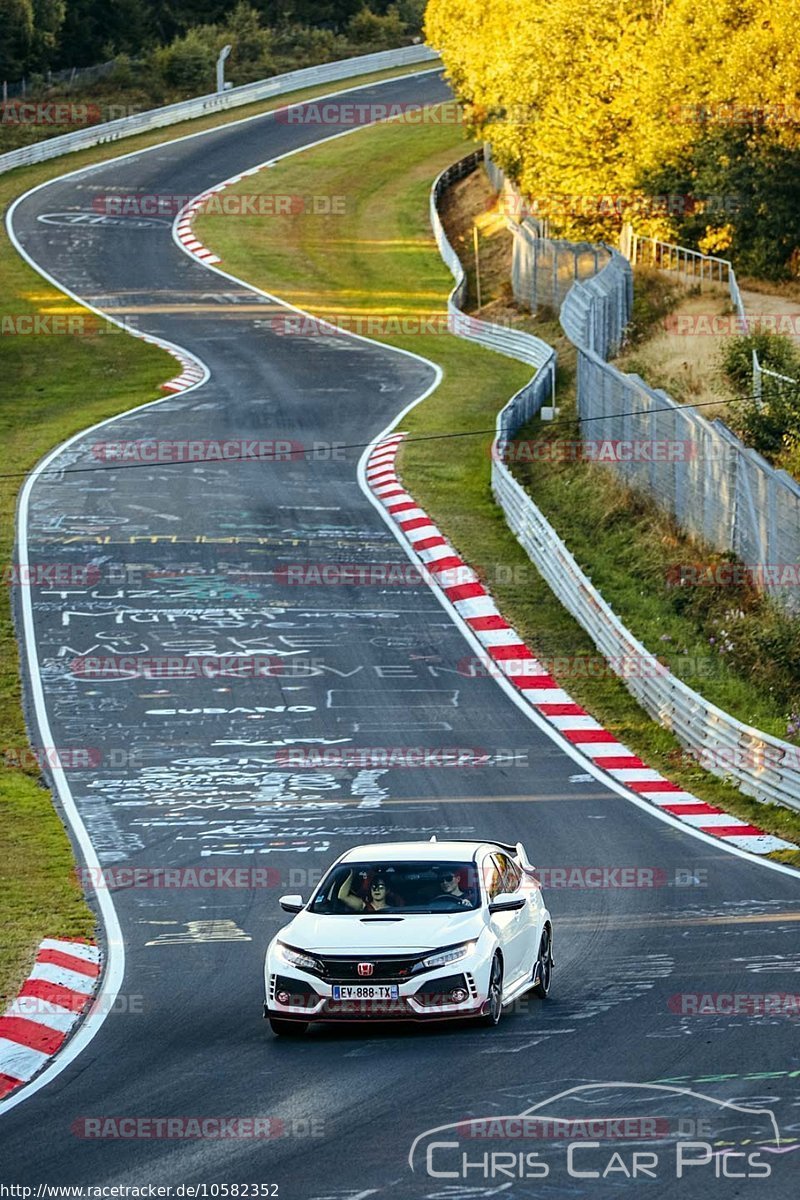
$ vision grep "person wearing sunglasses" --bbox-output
[338,870,393,912]
[435,868,468,902]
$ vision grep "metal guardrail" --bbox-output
[0,45,439,175]
[492,446,800,810]
[434,152,800,811]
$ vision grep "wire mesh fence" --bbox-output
[467,152,800,806]
[483,152,800,614]
[511,222,611,314]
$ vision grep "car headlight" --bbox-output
[415,941,477,971]
[275,941,321,973]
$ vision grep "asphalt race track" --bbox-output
[2,70,799,1198]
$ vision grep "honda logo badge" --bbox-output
[357,962,374,977]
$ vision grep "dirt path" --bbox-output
[740,288,800,349]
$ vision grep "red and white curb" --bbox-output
[141,334,206,393]
[0,939,100,1100]
[175,165,269,269]
[366,434,796,857]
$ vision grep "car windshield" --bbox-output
[310,861,481,914]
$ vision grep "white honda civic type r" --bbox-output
[263,838,553,1036]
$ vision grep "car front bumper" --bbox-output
[264,964,489,1023]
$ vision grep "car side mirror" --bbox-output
[279,894,304,913]
[488,893,526,914]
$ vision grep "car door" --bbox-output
[486,852,530,987]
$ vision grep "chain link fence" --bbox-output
[510,220,612,315]
[430,151,556,426]
[485,154,800,614]
[3,60,118,100]
[435,151,800,810]
[564,280,800,615]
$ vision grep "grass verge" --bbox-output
[196,112,800,864]
[0,59,437,1008]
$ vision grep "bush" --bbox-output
[623,266,684,348]
[108,54,136,89]
[272,24,348,62]
[669,556,800,723]
[152,28,217,91]
[720,330,800,391]
[720,332,800,462]
[777,433,800,477]
[347,6,405,47]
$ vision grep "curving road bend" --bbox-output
[2,70,800,1198]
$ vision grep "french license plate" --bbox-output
[332,984,399,1001]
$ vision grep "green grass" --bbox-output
[196,109,800,865]
[0,59,435,1008]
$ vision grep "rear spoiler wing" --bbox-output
[429,836,536,873]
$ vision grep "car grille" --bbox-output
[315,953,426,982]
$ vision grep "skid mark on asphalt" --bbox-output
[144,919,251,945]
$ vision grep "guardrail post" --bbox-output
[216,45,232,93]
[753,349,762,408]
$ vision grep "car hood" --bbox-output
[278,910,484,954]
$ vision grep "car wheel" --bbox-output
[269,1017,308,1037]
[480,955,504,1027]
[532,926,553,999]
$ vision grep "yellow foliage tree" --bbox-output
[425,0,800,260]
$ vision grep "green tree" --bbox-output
[639,124,800,278]
[0,0,34,78]
[57,0,154,67]
[29,0,66,71]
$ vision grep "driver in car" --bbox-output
[435,868,471,905]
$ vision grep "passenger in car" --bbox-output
[338,870,397,912]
